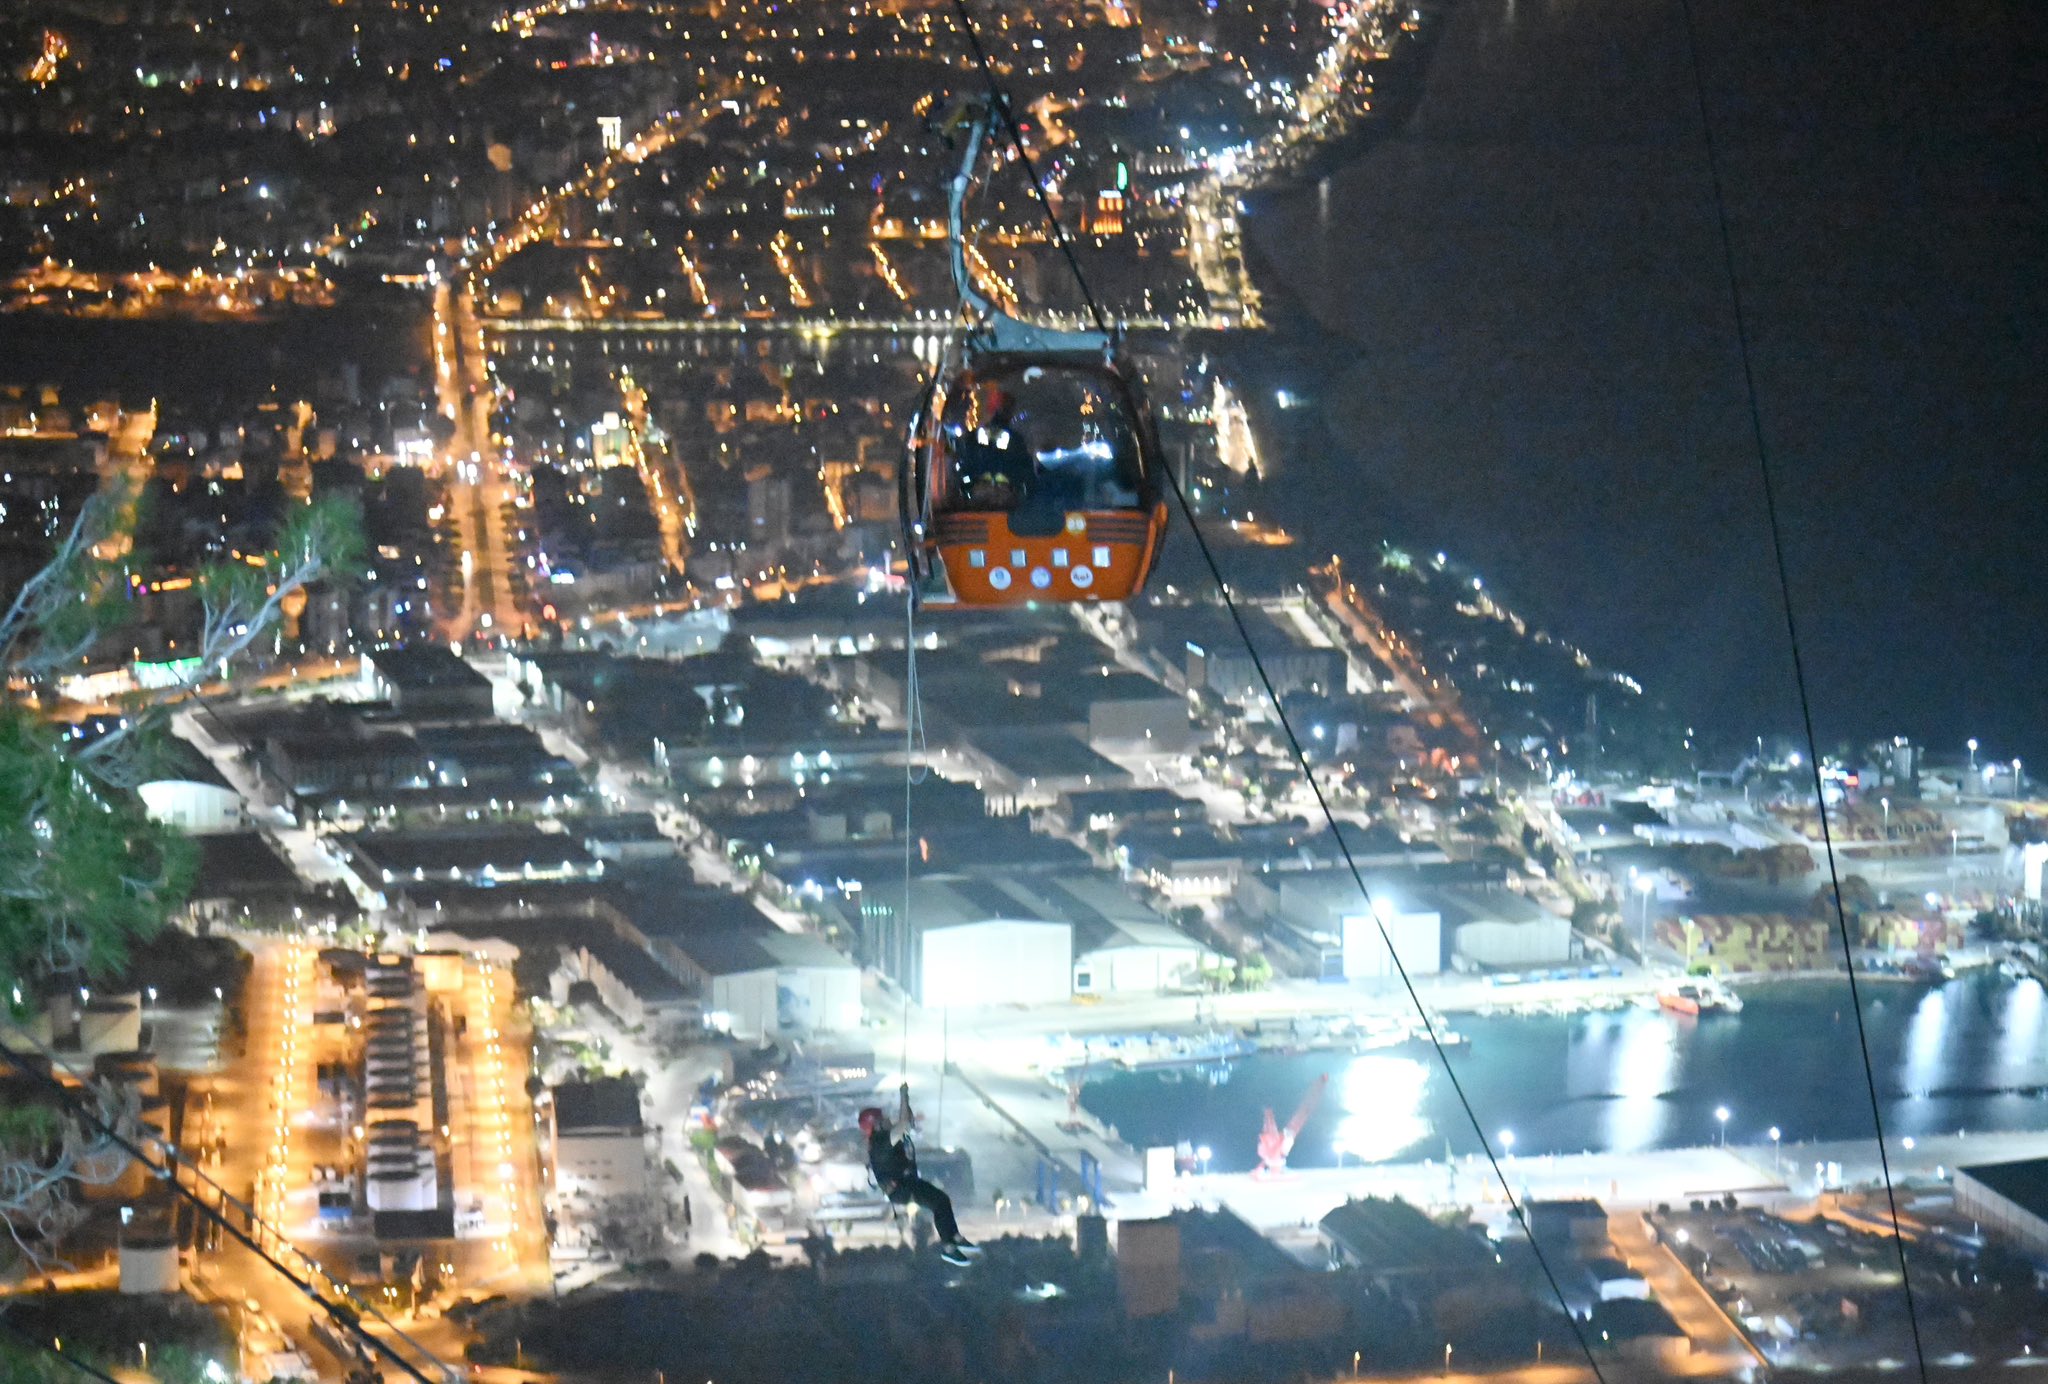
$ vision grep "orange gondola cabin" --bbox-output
[907,353,1168,606]
[902,96,1171,608]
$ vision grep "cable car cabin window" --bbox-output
[939,364,1143,534]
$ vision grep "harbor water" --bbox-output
[1079,976,2048,1173]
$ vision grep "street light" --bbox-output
[1715,1105,1731,1147]
[1968,738,1979,773]
[1197,1144,1213,1176]
[1444,1343,1454,1377]
[2015,759,2025,800]
[1498,1129,1515,1156]
[1634,874,1657,956]
[1768,1126,1781,1177]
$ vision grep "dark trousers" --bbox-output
[886,1175,960,1241]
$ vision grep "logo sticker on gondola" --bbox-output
[1066,515,1087,534]
[1071,566,1094,589]
[1031,568,1052,589]
[988,567,1013,590]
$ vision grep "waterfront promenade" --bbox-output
[1077,1129,2048,1232]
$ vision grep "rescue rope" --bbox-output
[939,5,1610,1376]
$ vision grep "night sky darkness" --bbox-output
[1249,0,2048,763]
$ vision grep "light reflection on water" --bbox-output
[1330,1056,1432,1164]
[1079,977,2048,1172]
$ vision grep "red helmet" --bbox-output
[857,1107,885,1136]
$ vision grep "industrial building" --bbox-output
[665,923,860,1039]
[355,956,440,1218]
[1136,604,1347,710]
[548,1077,650,1203]
[860,875,1074,1007]
[1239,868,1573,977]
[136,736,244,835]
[622,886,861,1040]
[362,644,496,720]
[342,825,606,892]
[1053,874,1218,996]
[1431,884,1573,969]
[853,872,1211,1006]
[1238,870,1444,982]
[1955,1158,2048,1258]
[1317,1196,1494,1281]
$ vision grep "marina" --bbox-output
[1078,973,2048,1174]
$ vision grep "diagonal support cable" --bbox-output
[0,1026,450,1384]
[0,1316,127,1384]
[939,4,1613,1376]
[1671,0,1929,1377]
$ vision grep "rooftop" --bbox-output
[903,875,1064,935]
[1958,1157,2048,1218]
[552,1076,643,1134]
[670,920,852,977]
[1175,1206,1308,1280]
[1319,1197,1492,1274]
[1061,786,1202,824]
[779,825,1090,893]
[367,644,491,695]
[1137,603,1320,662]
[970,727,1130,786]
[192,831,301,896]
[1588,1297,1685,1341]
[346,826,598,879]
[146,733,235,791]
[614,880,781,939]
[580,935,688,1000]
[1034,874,1199,956]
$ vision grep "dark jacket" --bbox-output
[868,1127,914,1187]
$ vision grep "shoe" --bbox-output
[954,1237,981,1255]
[937,1242,971,1266]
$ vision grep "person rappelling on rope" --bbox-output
[860,1083,978,1265]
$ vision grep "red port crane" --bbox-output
[1253,1073,1328,1178]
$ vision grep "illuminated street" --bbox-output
[2,0,2042,1380]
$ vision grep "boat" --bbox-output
[1658,978,1742,1016]
[1900,954,1957,983]
[1657,985,1702,1016]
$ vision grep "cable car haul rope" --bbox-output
[899,82,1168,609]
[907,0,1931,1376]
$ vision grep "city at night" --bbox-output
[1,0,2043,1381]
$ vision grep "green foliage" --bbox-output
[0,1103,60,1152]
[0,1343,76,1384]
[0,492,361,1001]
[0,1299,228,1384]
[195,493,364,656]
[0,702,196,997]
